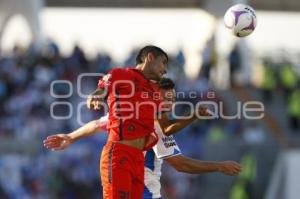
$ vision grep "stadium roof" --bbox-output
[45,0,300,11]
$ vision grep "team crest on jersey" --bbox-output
[119,157,127,165]
[127,124,135,132]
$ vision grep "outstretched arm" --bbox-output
[159,106,210,136]
[165,155,241,176]
[43,118,107,151]
[68,119,105,142]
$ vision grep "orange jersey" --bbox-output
[98,67,161,143]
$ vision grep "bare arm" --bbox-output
[159,106,210,136]
[158,113,197,136]
[68,119,104,142]
[43,119,105,150]
[165,155,241,176]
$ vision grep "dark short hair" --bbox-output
[158,77,175,90]
[136,45,168,65]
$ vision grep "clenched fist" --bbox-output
[218,161,242,176]
[87,95,102,110]
[197,106,211,117]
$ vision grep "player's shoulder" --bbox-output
[150,80,160,91]
[108,67,126,73]
[109,67,134,72]
[109,67,135,76]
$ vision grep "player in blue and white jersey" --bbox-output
[142,78,240,199]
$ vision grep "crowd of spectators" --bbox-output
[0,41,287,198]
[259,57,300,131]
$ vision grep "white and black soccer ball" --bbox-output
[224,4,257,37]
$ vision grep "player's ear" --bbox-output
[146,52,154,62]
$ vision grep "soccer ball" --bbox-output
[224,4,257,37]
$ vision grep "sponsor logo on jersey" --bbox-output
[162,136,176,148]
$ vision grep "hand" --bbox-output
[197,106,211,117]
[87,95,102,110]
[218,161,241,176]
[43,134,72,151]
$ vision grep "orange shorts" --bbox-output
[100,142,145,199]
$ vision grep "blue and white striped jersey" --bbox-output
[143,121,181,199]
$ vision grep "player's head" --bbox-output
[136,45,168,81]
[158,77,175,112]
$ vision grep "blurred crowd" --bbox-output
[0,40,297,198]
[259,57,300,131]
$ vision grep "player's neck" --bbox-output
[135,65,152,80]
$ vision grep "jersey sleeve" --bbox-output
[97,68,129,92]
[152,134,181,159]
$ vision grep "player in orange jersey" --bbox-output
[87,46,168,199]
